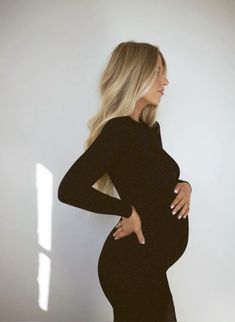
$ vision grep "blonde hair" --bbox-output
[84,40,167,196]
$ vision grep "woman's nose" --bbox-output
[163,77,169,86]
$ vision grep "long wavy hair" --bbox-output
[84,41,167,196]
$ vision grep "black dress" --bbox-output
[58,116,190,322]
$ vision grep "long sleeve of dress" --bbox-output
[58,118,133,218]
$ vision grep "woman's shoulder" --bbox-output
[96,116,132,135]
[99,116,137,145]
[102,116,135,132]
[105,116,130,125]
[103,115,160,134]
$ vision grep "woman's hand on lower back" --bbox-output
[112,205,146,244]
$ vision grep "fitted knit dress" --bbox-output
[58,115,190,322]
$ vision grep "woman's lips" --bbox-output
[158,90,164,95]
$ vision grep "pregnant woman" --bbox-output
[58,41,192,322]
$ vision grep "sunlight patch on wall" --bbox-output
[35,163,53,311]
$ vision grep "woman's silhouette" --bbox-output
[58,41,192,322]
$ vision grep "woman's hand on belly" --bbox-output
[112,205,146,244]
[170,182,192,219]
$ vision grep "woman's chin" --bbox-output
[153,98,160,106]
[147,97,160,106]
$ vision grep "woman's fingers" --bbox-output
[115,222,121,228]
[182,208,190,219]
[170,192,184,211]
[171,199,190,219]
[113,227,123,238]
[135,228,145,244]
[113,206,145,243]
[171,197,184,215]
[113,226,131,240]
[170,186,191,219]
[113,224,145,244]
[177,203,190,219]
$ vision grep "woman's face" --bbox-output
[143,57,169,105]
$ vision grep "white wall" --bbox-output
[0,0,234,321]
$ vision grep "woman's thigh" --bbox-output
[99,259,176,322]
